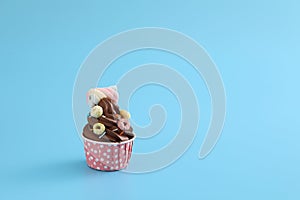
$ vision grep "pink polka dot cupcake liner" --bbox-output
[82,134,136,171]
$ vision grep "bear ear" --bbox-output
[109,85,118,91]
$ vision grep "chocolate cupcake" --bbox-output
[82,86,135,171]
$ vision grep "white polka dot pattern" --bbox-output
[83,138,134,171]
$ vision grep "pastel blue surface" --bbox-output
[1,0,299,199]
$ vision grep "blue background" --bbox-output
[1,0,299,199]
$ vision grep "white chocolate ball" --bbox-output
[90,106,103,118]
[120,110,131,119]
[92,123,105,135]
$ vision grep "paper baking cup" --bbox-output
[82,133,136,171]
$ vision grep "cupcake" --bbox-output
[82,86,135,171]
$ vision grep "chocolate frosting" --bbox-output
[83,98,134,142]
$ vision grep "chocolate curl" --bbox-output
[106,129,129,141]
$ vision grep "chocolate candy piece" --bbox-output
[106,129,129,141]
